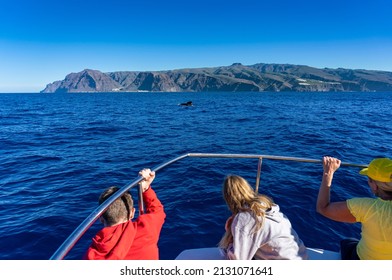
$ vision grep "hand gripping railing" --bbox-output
[50,153,367,260]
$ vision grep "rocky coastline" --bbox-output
[41,63,392,93]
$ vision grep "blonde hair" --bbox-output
[219,175,274,249]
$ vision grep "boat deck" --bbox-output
[175,247,341,260]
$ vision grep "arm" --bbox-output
[316,157,356,223]
[230,214,260,260]
[219,215,234,251]
[139,168,165,215]
[143,188,165,214]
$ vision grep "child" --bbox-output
[84,168,166,260]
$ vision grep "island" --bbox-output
[41,63,392,93]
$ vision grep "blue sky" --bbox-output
[0,0,391,92]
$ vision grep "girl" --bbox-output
[219,175,308,260]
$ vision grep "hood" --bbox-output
[265,204,284,223]
[85,221,136,260]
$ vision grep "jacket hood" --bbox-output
[265,204,284,223]
[85,221,136,260]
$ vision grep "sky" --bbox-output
[0,0,391,92]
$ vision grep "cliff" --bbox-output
[41,63,392,93]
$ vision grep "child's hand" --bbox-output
[139,168,155,192]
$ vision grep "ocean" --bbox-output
[0,91,391,260]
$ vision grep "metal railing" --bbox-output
[50,153,367,260]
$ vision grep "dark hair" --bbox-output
[99,186,133,226]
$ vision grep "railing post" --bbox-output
[138,184,145,215]
[255,157,262,193]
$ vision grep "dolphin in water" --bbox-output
[179,101,193,106]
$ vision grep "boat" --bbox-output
[175,246,341,260]
[50,153,367,260]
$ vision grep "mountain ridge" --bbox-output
[41,63,392,93]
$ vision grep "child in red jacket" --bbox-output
[84,168,166,260]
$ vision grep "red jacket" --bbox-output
[84,187,166,260]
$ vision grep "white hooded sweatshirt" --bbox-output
[227,204,308,260]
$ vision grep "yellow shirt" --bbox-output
[347,197,392,260]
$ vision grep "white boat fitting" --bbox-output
[175,247,341,260]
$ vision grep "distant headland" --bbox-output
[41,63,392,93]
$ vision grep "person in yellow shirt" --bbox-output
[317,157,392,260]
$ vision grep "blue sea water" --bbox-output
[0,91,391,260]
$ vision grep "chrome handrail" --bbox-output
[50,153,367,260]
